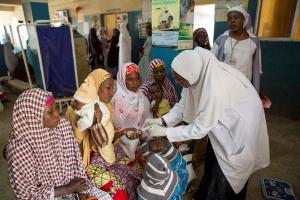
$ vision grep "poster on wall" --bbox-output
[178,23,193,49]
[178,0,194,49]
[152,31,179,47]
[54,10,69,26]
[152,0,180,46]
[90,15,100,29]
[152,0,180,31]
[116,13,129,30]
[116,13,128,23]
[215,0,249,22]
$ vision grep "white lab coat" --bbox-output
[162,47,270,193]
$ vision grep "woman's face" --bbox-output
[227,11,244,32]
[125,72,140,92]
[97,77,114,103]
[43,102,60,128]
[152,65,166,82]
[171,69,191,88]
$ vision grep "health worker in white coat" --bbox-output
[142,47,270,199]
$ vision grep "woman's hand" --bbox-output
[54,177,87,197]
[123,128,141,140]
[67,177,87,193]
[93,104,103,124]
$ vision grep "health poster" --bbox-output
[152,0,180,31]
[178,0,194,49]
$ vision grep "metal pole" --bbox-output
[68,22,79,89]
[16,24,33,88]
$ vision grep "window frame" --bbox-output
[255,0,300,41]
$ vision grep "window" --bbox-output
[257,0,300,40]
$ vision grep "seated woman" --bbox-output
[5,88,111,200]
[139,59,178,107]
[65,69,142,200]
[112,62,152,161]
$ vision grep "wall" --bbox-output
[48,0,142,19]
[260,41,300,119]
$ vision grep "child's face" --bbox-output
[150,85,163,101]
[149,137,167,153]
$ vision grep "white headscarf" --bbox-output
[228,5,253,33]
[118,23,132,69]
[171,47,250,127]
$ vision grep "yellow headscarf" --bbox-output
[65,69,115,167]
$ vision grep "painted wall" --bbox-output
[48,0,142,19]
[260,41,300,119]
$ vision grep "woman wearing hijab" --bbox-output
[143,47,270,199]
[139,59,178,107]
[118,23,132,69]
[88,28,104,69]
[5,88,111,200]
[212,5,261,92]
[107,28,120,79]
[112,63,152,161]
[98,27,110,66]
[193,28,211,50]
[138,22,152,83]
[65,69,142,200]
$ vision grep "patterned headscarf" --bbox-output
[139,59,178,106]
[6,88,111,199]
[149,58,165,73]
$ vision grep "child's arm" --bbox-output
[151,100,161,118]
